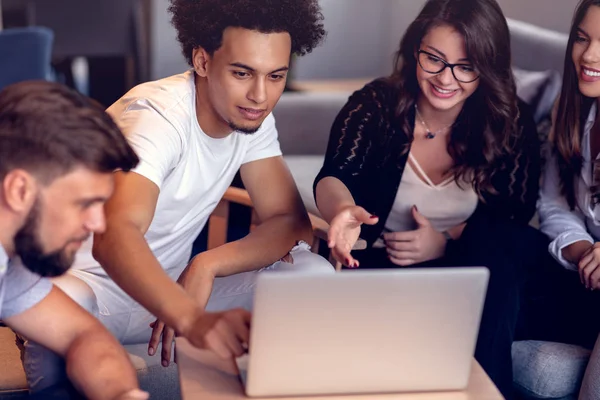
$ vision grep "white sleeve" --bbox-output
[242,113,282,164]
[538,152,594,270]
[112,102,184,188]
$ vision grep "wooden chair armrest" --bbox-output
[209,186,367,271]
[207,187,258,250]
[222,187,367,250]
[221,186,253,207]
[308,213,329,243]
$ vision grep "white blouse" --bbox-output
[538,102,600,271]
[374,153,478,248]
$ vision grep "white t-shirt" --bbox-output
[74,70,282,275]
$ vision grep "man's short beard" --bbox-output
[228,121,261,135]
[13,198,75,277]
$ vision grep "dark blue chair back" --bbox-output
[0,27,54,91]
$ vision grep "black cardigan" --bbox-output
[313,79,541,248]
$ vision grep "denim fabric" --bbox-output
[512,340,590,399]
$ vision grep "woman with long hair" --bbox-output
[314,0,542,397]
[537,0,600,397]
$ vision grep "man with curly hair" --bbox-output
[22,0,332,392]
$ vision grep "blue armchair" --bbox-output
[0,27,53,91]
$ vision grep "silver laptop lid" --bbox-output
[245,267,489,397]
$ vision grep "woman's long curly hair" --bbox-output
[388,0,519,195]
[552,0,599,209]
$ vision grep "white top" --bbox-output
[538,103,600,271]
[0,243,52,319]
[374,153,478,247]
[74,70,282,275]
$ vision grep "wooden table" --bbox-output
[176,338,504,400]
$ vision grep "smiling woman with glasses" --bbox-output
[314,0,543,398]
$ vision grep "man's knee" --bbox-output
[280,242,335,274]
[51,274,99,316]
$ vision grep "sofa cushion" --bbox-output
[508,18,569,76]
[284,155,324,217]
[512,340,590,399]
[513,67,562,125]
[274,92,351,156]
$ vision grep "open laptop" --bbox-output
[236,267,489,397]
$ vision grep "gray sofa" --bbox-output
[275,19,585,400]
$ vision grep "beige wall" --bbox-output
[293,0,392,80]
[150,0,580,81]
[151,0,189,80]
[294,0,581,80]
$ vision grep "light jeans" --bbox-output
[21,242,334,392]
[580,334,600,400]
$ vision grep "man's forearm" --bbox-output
[196,213,312,277]
[93,223,198,334]
[66,328,139,400]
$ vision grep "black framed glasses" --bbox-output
[417,50,480,83]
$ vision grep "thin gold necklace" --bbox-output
[415,104,455,139]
